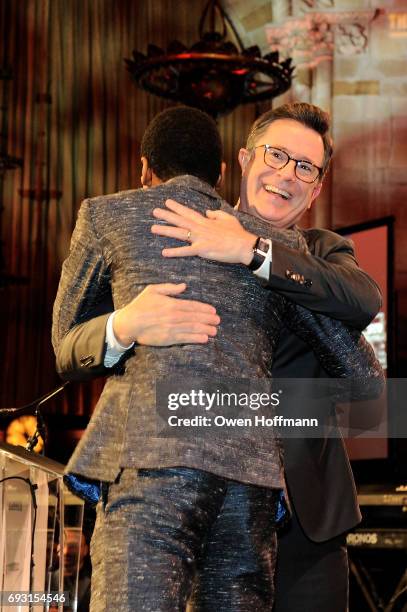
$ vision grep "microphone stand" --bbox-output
[25,384,70,453]
[0,382,70,454]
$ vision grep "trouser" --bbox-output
[90,467,280,612]
[273,510,349,612]
[190,500,348,612]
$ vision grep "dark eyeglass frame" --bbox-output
[255,144,323,184]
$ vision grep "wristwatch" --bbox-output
[247,237,272,271]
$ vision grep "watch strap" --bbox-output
[248,237,271,271]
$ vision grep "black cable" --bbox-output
[220,6,245,52]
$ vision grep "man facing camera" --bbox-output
[151,103,383,612]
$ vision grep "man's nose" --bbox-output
[276,159,296,180]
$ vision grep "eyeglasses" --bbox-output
[255,145,322,184]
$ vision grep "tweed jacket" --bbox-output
[53,175,313,488]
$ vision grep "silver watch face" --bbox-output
[256,238,270,256]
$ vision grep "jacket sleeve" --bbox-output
[283,300,385,400]
[266,229,382,330]
[55,312,115,381]
[52,199,114,379]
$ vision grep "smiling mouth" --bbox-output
[263,184,291,200]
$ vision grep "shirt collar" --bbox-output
[165,175,221,201]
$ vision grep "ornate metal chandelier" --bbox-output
[125,0,294,118]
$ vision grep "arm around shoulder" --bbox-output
[266,229,382,330]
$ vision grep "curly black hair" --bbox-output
[141,106,223,186]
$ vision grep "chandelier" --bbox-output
[125,0,294,118]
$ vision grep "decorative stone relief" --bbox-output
[335,23,368,55]
[266,9,377,67]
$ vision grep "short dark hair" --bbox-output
[141,106,223,186]
[246,102,333,177]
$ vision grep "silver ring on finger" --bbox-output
[186,230,192,242]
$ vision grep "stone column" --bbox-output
[272,0,291,24]
[311,57,333,228]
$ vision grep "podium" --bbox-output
[0,442,84,611]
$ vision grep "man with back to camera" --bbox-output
[54,104,335,611]
[58,105,386,611]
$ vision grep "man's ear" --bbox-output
[308,181,323,208]
[141,156,153,188]
[216,161,227,189]
[238,148,251,174]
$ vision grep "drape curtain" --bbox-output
[0,0,257,417]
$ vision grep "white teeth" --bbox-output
[264,185,291,200]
